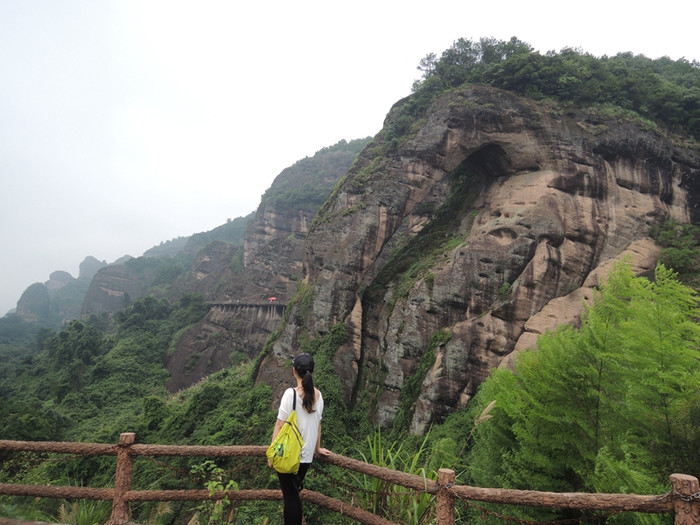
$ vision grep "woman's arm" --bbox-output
[315,422,330,457]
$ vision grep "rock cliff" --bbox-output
[16,256,107,325]
[81,257,145,316]
[217,140,371,306]
[163,139,370,391]
[262,85,700,431]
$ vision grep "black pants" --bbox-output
[277,462,311,525]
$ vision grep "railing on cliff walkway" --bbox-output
[207,302,286,314]
[0,433,697,525]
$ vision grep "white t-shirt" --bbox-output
[277,387,324,463]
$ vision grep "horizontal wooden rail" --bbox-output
[320,451,439,494]
[131,444,267,457]
[0,440,117,455]
[0,434,696,525]
[0,483,113,501]
[303,490,400,525]
[0,440,266,458]
[449,484,673,513]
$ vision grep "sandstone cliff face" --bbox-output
[78,256,108,282]
[16,282,50,322]
[162,141,369,391]
[16,257,107,324]
[81,259,145,316]
[264,85,700,431]
[218,143,370,306]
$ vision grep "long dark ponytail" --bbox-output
[293,353,316,413]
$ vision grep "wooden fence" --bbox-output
[0,433,697,525]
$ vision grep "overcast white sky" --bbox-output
[1,1,698,315]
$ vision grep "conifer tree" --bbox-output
[465,261,700,523]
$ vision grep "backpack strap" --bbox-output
[291,387,297,411]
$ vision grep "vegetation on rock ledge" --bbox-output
[412,37,700,141]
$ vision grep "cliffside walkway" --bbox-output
[208,301,286,316]
[1,433,698,525]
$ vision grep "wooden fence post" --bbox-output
[671,474,699,525]
[108,432,135,525]
[436,468,455,525]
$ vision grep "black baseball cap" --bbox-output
[292,353,315,373]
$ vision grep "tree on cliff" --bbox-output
[413,37,700,140]
[462,261,700,523]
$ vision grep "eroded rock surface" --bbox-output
[264,85,700,430]
[163,141,368,390]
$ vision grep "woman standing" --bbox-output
[269,353,330,524]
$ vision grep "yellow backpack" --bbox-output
[266,389,305,474]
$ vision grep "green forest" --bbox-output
[412,37,700,139]
[1,38,700,524]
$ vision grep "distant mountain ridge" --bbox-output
[15,256,107,324]
[9,138,371,330]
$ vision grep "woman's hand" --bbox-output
[315,447,331,458]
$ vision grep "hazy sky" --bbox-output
[1,1,697,315]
